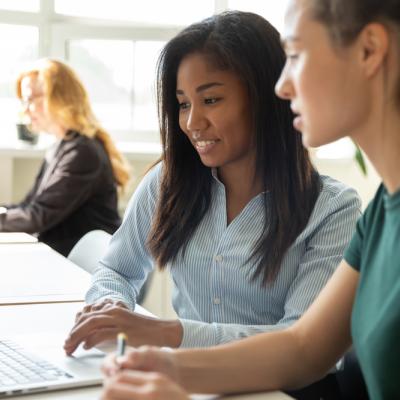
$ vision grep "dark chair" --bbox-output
[285,374,341,400]
[285,348,369,400]
[336,348,369,400]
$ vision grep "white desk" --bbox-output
[0,242,91,305]
[0,302,292,400]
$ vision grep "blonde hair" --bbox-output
[16,58,130,189]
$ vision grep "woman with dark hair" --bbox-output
[100,1,400,399]
[65,10,359,367]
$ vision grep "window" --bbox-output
[0,1,353,158]
[228,0,289,32]
[0,0,39,12]
[0,24,38,130]
[68,39,164,141]
[55,0,215,26]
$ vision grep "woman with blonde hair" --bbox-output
[0,59,130,256]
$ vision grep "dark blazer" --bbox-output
[0,131,121,256]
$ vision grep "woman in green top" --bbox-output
[100,0,400,399]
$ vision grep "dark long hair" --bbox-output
[147,11,321,285]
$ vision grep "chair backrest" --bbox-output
[67,230,112,274]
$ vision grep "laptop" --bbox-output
[0,332,104,397]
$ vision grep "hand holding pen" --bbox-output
[117,333,127,359]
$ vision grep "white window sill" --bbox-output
[0,138,161,161]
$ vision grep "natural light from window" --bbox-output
[68,39,164,142]
[0,1,353,158]
[0,24,38,138]
[55,0,215,25]
[228,0,289,32]
[0,0,39,12]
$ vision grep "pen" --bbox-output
[117,332,127,358]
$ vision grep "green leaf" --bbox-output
[354,145,367,176]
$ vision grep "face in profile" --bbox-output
[176,52,254,172]
[275,0,371,148]
[20,75,53,134]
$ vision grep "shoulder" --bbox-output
[58,132,103,169]
[122,162,162,223]
[126,162,162,206]
[297,176,362,241]
[355,183,385,229]
[137,162,163,192]
[316,175,362,213]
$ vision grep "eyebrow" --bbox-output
[176,82,224,95]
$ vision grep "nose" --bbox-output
[275,66,293,101]
[185,105,207,134]
[21,101,35,116]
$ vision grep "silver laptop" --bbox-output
[0,334,104,397]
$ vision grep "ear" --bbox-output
[358,23,390,78]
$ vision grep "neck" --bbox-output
[354,105,400,194]
[217,158,263,200]
[51,125,68,139]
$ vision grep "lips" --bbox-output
[194,139,219,155]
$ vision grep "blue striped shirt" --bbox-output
[87,163,361,347]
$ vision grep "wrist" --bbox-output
[161,319,183,348]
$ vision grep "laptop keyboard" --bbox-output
[0,339,73,388]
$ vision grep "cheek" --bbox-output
[32,103,45,117]
[178,113,189,135]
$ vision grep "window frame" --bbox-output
[0,0,354,159]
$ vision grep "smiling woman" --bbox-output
[176,54,253,187]
[65,10,360,398]
[98,1,400,399]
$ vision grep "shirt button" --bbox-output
[213,297,221,305]
[214,254,223,262]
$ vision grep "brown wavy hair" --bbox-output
[16,59,130,189]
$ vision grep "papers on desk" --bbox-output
[0,242,91,305]
[0,232,38,243]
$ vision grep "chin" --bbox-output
[29,125,41,134]
[302,130,333,148]
[198,156,220,168]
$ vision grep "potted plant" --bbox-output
[16,109,38,145]
[354,142,367,176]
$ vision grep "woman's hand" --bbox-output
[101,346,188,399]
[64,302,183,355]
[102,346,179,382]
[101,370,190,400]
[73,298,129,324]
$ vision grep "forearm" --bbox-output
[0,206,43,233]
[175,328,317,394]
[86,265,140,308]
[175,264,357,395]
[180,319,294,348]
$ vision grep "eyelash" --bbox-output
[179,97,221,110]
[179,102,190,110]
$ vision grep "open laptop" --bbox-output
[0,335,221,400]
[0,333,104,397]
